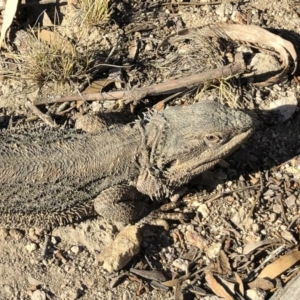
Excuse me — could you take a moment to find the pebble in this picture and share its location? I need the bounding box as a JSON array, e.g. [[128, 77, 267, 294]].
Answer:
[[285, 194, 296, 208], [197, 204, 209, 218], [26, 243, 38, 253], [51, 236, 59, 245], [272, 204, 282, 214], [31, 290, 46, 300], [246, 288, 267, 300], [70, 246, 80, 254], [172, 258, 189, 271], [206, 242, 222, 259]]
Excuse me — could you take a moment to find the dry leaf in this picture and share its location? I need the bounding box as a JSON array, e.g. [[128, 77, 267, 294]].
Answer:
[[0, 0, 19, 47], [234, 273, 244, 296], [259, 250, 300, 279], [217, 250, 232, 275], [248, 278, 274, 290], [83, 79, 115, 94], [205, 271, 234, 300], [161, 278, 181, 287]]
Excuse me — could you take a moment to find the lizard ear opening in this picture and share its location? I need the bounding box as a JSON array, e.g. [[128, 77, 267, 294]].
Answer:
[[204, 133, 225, 146]]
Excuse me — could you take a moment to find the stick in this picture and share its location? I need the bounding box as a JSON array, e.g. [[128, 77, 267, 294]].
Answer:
[[34, 56, 246, 105]]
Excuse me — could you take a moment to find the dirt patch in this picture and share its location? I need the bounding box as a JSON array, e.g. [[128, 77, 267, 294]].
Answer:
[[1, 0, 300, 299]]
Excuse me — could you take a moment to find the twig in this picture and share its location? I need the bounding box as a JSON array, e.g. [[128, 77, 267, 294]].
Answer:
[[34, 57, 246, 105], [26, 100, 58, 128], [204, 183, 260, 203], [279, 195, 288, 225], [150, 0, 250, 8]]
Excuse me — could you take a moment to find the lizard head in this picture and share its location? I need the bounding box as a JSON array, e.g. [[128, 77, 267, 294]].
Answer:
[[150, 101, 255, 188]]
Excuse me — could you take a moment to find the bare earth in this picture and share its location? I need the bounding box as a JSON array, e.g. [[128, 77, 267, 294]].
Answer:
[[1, 0, 300, 299]]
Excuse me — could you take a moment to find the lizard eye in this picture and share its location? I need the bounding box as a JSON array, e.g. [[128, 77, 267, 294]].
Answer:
[[204, 133, 224, 145]]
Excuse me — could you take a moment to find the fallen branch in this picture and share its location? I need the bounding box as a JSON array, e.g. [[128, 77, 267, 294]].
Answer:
[[34, 54, 246, 106]]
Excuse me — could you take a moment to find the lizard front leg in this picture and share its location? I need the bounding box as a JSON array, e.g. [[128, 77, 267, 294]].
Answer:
[[93, 185, 153, 224]]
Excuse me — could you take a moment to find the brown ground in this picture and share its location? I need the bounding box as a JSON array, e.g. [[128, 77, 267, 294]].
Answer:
[[1, 0, 300, 299]]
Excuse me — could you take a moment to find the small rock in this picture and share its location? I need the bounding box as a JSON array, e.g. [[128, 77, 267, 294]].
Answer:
[[197, 203, 209, 218], [186, 224, 194, 231], [285, 194, 296, 208], [26, 243, 38, 253], [272, 204, 282, 214], [246, 288, 267, 300], [172, 258, 189, 271], [70, 246, 80, 255], [249, 53, 281, 83], [31, 290, 46, 300], [60, 289, 78, 300], [97, 225, 142, 272], [51, 236, 59, 245], [206, 242, 222, 259], [263, 189, 274, 197], [9, 229, 24, 241]]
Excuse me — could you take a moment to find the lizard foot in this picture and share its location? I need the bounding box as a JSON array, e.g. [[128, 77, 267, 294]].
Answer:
[[93, 185, 153, 224]]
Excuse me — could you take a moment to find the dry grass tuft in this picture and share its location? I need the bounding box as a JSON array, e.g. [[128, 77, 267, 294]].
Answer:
[[155, 26, 244, 108], [76, 0, 111, 28], [195, 77, 243, 109], [11, 28, 95, 86]]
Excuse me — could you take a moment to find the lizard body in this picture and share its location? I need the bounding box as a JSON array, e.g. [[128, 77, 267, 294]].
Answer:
[[0, 101, 254, 228]]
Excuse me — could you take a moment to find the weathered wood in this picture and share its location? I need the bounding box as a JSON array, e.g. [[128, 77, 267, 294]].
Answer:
[[270, 272, 300, 300], [34, 58, 246, 105]]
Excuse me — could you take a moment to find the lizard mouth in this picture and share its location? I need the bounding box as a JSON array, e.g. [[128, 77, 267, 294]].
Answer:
[[166, 127, 254, 185]]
